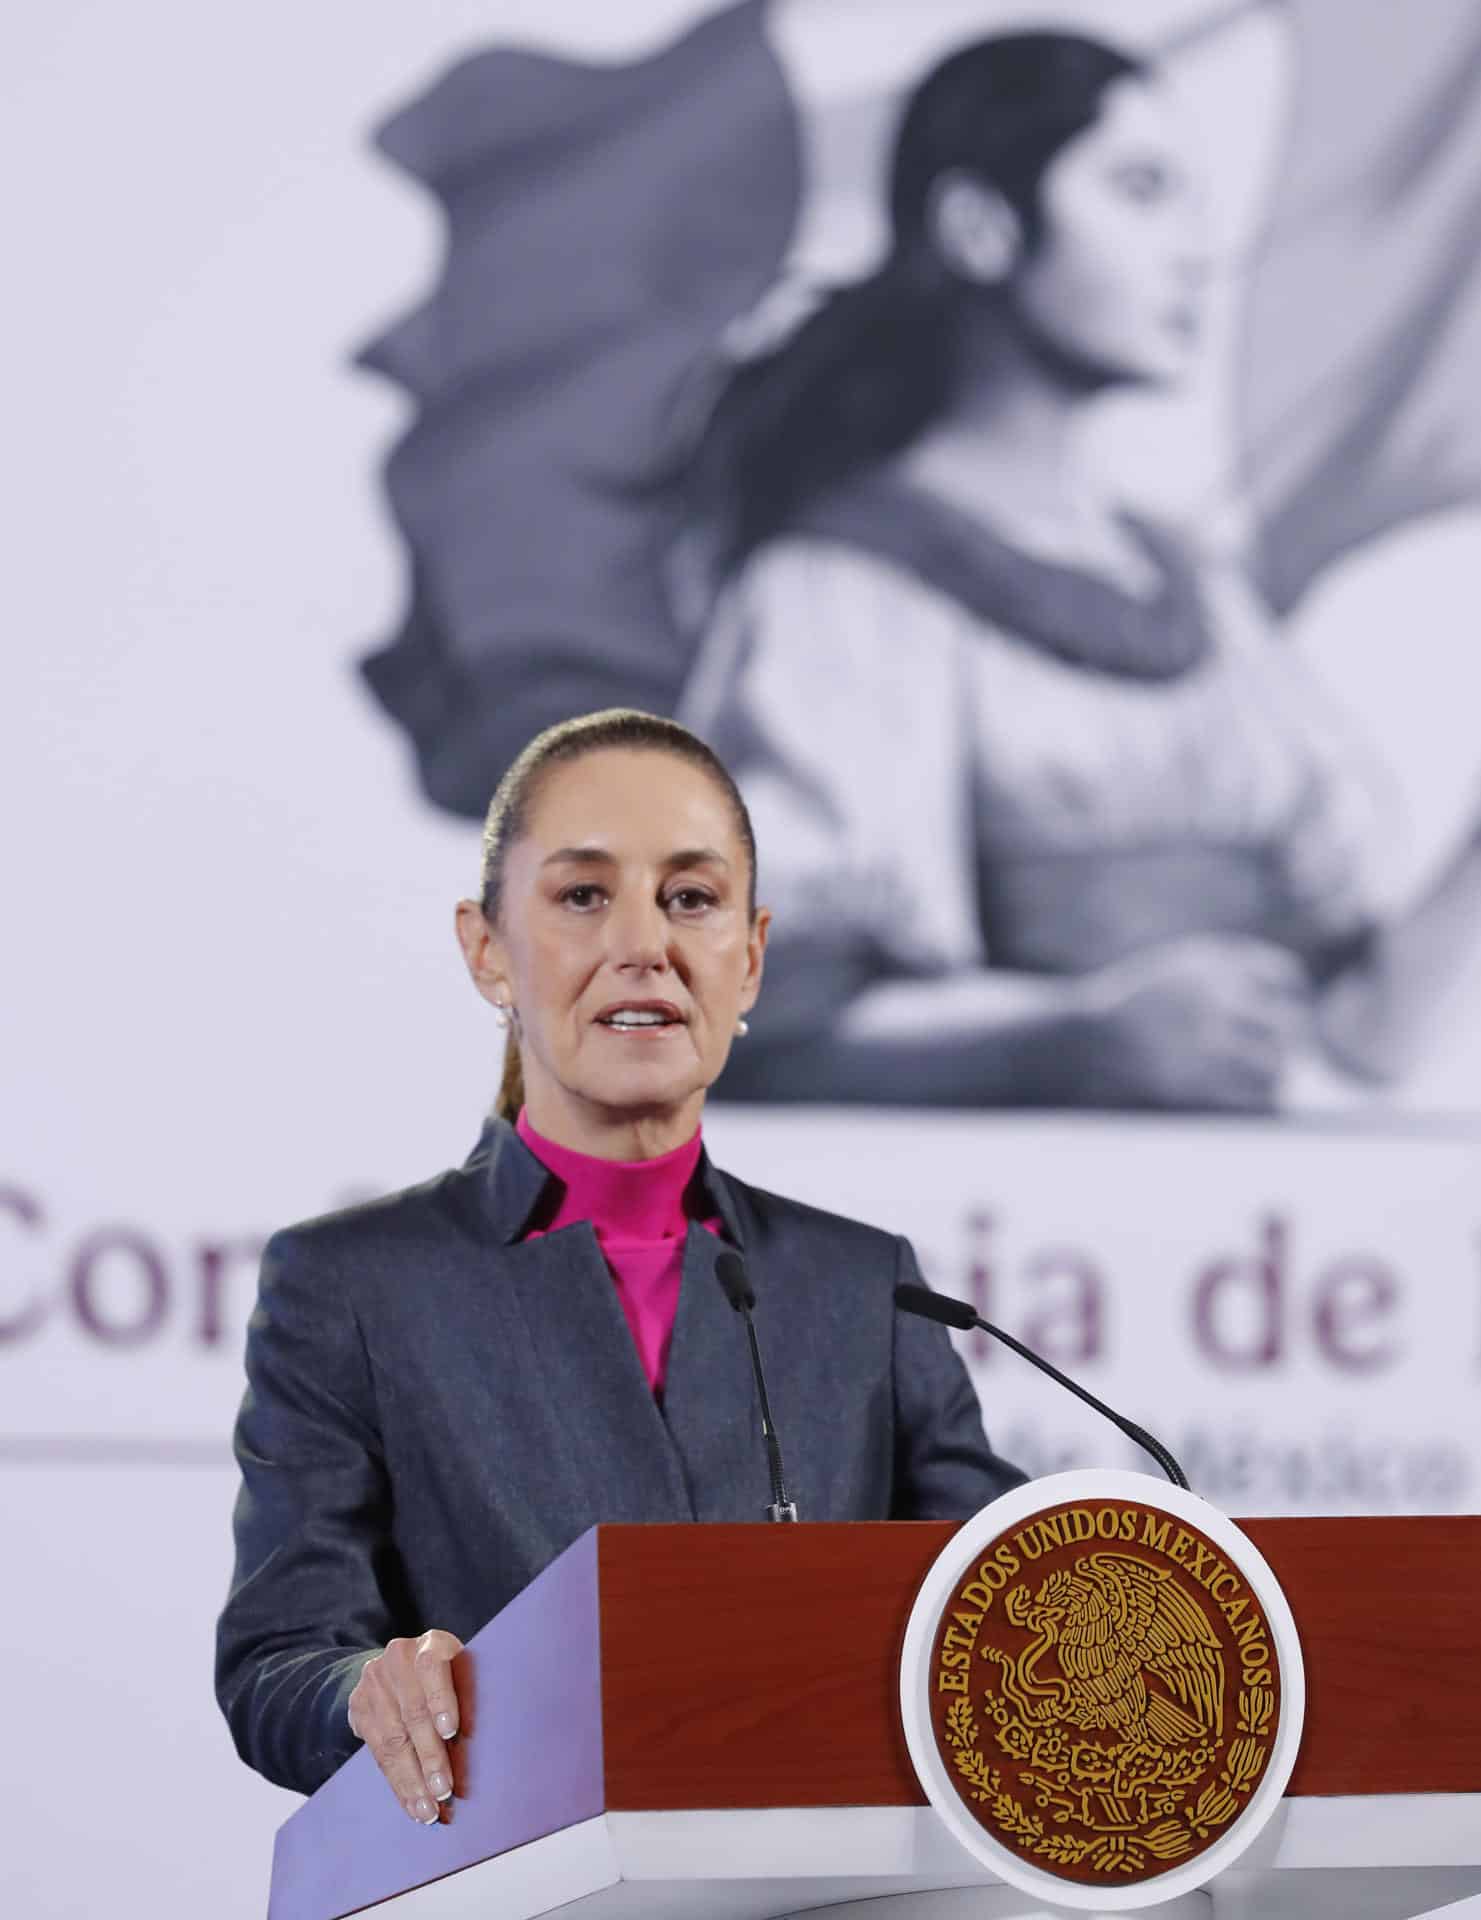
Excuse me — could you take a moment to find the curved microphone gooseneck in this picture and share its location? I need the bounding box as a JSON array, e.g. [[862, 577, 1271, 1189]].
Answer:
[[895, 1282, 1190, 1489]]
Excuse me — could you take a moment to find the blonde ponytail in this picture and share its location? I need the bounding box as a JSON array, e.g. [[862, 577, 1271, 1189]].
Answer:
[[494, 1034, 525, 1124]]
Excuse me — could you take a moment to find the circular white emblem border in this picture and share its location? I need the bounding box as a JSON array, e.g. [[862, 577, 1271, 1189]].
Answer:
[[900, 1469, 1307, 1911]]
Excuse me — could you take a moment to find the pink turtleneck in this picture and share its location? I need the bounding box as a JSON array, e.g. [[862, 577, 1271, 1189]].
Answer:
[[515, 1108, 721, 1394]]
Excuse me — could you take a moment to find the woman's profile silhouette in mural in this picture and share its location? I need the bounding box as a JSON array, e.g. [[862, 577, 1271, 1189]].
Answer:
[[360, 5, 1481, 1113]]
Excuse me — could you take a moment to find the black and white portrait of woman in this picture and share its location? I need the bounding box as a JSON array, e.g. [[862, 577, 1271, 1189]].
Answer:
[[359, 0, 1481, 1115]]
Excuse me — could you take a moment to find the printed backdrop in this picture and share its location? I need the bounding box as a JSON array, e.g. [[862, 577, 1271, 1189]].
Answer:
[[5, 4, 1480, 1918]]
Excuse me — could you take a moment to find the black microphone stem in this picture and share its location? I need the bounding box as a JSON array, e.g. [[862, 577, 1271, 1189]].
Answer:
[[742, 1310, 797, 1522], [895, 1283, 1189, 1489], [715, 1248, 799, 1521], [972, 1315, 1188, 1490]]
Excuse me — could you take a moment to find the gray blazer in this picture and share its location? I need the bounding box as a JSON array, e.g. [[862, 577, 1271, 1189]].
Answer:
[[215, 1118, 1024, 1795]]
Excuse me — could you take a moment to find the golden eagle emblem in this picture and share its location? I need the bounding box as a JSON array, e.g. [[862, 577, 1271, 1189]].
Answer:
[[991, 1552, 1225, 1753], [928, 1500, 1280, 1885]]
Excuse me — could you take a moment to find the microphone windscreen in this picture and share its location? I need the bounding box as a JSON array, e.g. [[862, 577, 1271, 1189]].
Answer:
[[715, 1248, 756, 1313], [894, 1282, 976, 1332]]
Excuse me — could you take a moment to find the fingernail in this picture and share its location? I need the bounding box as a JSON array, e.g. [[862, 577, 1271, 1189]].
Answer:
[[428, 1772, 451, 1801], [415, 1797, 437, 1824], [434, 1712, 457, 1739]]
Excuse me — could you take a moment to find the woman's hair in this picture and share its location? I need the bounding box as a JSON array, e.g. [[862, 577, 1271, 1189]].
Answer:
[[687, 31, 1144, 580], [479, 708, 759, 1121]]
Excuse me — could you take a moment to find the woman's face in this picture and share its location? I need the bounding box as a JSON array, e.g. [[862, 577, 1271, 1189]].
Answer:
[[473, 748, 768, 1145], [1008, 74, 1209, 387]]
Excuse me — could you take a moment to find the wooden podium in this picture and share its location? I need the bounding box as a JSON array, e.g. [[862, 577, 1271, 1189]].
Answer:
[[268, 1518, 1481, 1920]]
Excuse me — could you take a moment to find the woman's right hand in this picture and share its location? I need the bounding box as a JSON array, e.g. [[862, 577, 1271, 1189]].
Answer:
[[347, 1628, 466, 1823], [1076, 934, 1310, 1110]]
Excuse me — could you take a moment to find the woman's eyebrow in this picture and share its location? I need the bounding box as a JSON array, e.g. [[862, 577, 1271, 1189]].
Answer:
[[542, 846, 617, 868], [664, 847, 730, 871], [539, 846, 730, 870]]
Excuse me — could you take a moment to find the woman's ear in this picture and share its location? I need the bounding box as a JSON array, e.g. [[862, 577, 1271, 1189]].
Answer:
[[454, 898, 512, 1010], [740, 905, 771, 1011], [926, 169, 1023, 286]]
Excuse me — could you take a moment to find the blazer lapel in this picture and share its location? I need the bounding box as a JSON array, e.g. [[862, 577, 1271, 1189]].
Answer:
[[501, 1224, 695, 1523], [455, 1120, 769, 1524]]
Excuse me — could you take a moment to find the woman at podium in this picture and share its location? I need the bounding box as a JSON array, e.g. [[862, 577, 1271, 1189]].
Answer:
[[215, 709, 1024, 1818]]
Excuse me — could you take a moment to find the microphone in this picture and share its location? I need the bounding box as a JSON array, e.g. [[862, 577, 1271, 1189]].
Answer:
[[715, 1249, 799, 1521], [895, 1283, 1190, 1489]]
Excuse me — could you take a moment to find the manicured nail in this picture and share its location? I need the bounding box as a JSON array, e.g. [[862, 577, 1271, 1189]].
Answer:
[[428, 1772, 451, 1802], [415, 1796, 437, 1824], [434, 1712, 457, 1739]]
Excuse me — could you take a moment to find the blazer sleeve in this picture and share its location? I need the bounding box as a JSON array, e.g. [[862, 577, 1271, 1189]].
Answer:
[[889, 1237, 1027, 1519], [215, 1226, 397, 1795]]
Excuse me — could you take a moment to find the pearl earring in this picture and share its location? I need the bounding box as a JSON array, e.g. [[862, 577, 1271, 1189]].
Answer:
[[494, 1002, 513, 1031], [735, 1017, 750, 1037]]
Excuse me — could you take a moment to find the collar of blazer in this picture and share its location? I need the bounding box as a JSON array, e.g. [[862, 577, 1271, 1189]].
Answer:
[[458, 1113, 747, 1249]]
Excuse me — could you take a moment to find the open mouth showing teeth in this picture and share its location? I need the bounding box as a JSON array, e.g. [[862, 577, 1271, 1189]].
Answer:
[[599, 1010, 680, 1028]]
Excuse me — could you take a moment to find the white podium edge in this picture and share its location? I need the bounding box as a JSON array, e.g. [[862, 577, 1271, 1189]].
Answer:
[[372, 1796, 1481, 1920]]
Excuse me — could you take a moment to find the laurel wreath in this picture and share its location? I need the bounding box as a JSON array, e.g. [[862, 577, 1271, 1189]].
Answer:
[[944, 1683, 1273, 1871], [1238, 1686, 1274, 1738], [943, 1695, 1001, 1802]]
